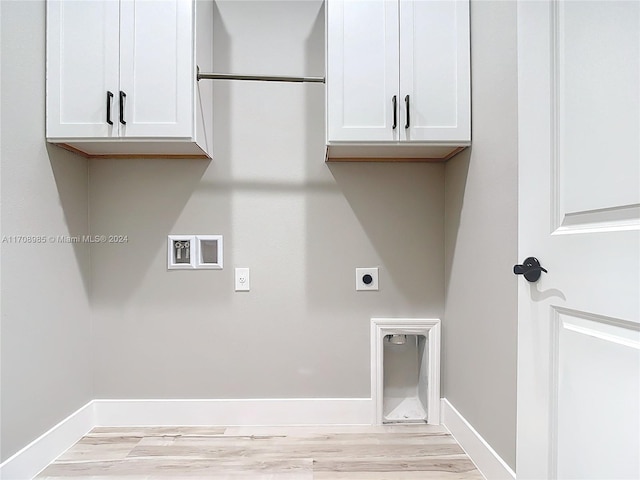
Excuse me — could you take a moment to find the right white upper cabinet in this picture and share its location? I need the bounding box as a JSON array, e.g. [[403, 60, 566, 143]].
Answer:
[[326, 0, 470, 161]]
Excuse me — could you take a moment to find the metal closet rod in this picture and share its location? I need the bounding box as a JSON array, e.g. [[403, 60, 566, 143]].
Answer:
[[197, 72, 325, 83]]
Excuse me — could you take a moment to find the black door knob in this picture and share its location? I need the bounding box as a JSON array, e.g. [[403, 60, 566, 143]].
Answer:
[[513, 257, 547, 283]]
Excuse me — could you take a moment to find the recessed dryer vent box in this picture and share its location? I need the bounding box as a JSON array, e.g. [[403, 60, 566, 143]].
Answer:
[[371, 318, 441, 425], [167, 235, 196, 269]]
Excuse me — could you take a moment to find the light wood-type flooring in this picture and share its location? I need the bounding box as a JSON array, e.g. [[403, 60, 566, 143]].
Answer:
[[37, 424, 485, 479]]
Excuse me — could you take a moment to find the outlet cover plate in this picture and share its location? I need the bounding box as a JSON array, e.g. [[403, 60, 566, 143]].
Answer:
[[356, 267, 379, 291], [235, 267, 250, 291]]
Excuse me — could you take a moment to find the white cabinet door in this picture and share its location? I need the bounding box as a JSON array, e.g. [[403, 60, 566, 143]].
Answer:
[[327, 0, 399, 142], [47, 0, 119, 139], [119, 0, 194, 138], [399, 0, 469, 142], [516, 1, 640, 478]]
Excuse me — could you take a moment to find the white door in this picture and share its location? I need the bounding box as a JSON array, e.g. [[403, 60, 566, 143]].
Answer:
[[398, 0, 469, 142], [46, 0, 119, 139], [516, 2, 640, 479], [326, 0, 399, 142], [118, 0, 194, 138]]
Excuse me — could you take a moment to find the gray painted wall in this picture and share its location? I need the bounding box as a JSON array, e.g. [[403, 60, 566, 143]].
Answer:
[[90, 1, 445, 398], [0, 0, 520, 469], [0, 0, 93, 462], [444, 0, 519, 470]]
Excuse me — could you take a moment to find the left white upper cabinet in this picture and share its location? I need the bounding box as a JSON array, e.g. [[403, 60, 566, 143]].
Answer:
[[46, 0, 213, 158]]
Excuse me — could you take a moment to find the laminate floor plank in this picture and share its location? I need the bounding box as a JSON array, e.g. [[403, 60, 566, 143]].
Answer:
[[36, 425, 485, 479], [311, 456, 478, 473], [127, 439, 464, 459], [55, 436, 143, 462], [87, 427, 227, 438], [223, 424, 448, 436], [38, 458, 313, 477], [132, 432, 460, 448], [314, 472, 485, 480]]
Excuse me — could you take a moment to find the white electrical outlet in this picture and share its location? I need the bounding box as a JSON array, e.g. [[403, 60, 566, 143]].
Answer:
[[356, 267, 379, 291], [235, 267, 250, 291]]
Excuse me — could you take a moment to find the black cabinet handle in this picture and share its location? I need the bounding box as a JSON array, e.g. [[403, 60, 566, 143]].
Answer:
[[119, 91, 126, 125], [513, 257, 548, 283], [106, 91, 114, 125], [392, 95, 397, 129], [405, 95, 410, 128]]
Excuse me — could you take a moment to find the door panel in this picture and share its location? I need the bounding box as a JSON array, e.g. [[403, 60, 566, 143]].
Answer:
[[555, 1, 640, 227], [555, 309, 640, 480], [47, 0, 119, 138], [517, 2, 640, 479], [327, 0, 399, 142], [119, 0, 193, 138], [399, 0, 469, 142]]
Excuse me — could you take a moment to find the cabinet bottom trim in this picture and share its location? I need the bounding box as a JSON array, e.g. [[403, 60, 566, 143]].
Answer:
[[51, 142, 211, 160], [325, 145, 467, 162]]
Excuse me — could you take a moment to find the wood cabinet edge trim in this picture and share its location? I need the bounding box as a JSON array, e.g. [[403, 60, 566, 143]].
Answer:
[[54, 143, 211, 160]]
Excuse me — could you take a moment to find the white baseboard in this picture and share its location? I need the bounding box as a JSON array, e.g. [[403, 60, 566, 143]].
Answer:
[[93, 398, 373, 427], [0, 400, 95, 480], [441, 398, 516, 480], [0, 398, 372, 479], [7, 397, 515, 480]]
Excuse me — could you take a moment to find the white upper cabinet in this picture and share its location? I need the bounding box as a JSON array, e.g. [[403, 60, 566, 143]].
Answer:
[[399, 0, 470, 143], [326, 0, 399, 142], [47, 0, 213, 158], [47, 0, 120, 140], [326, 0, 470, 161], [118, 0, 193, 138]]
